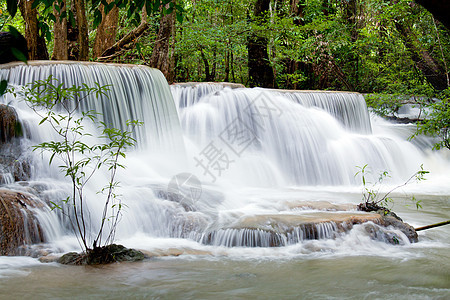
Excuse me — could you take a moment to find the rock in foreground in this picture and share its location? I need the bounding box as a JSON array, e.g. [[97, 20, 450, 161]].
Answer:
[[58, 244, 145, 265], [0, 189, 44, 255]]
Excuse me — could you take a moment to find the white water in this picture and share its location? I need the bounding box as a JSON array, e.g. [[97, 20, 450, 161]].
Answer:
[[0, 64, 449, 298]]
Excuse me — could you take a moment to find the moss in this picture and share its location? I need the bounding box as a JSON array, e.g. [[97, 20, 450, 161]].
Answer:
[[58, 244, 145, 265]]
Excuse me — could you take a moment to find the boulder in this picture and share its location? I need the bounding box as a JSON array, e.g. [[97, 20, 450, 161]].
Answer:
[[0, 105, 31, 183], [357, 202, 418, 243], [201, 212, 384, 247], [0, 104, 22, 142], [379, 215, 418, 243], [200, 209, 419, 247], [0, 189, 44, 255], [58, 244, 145, 265]]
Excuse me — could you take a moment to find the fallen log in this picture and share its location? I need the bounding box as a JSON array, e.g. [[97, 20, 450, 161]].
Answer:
[[415, 220, 450, 231]]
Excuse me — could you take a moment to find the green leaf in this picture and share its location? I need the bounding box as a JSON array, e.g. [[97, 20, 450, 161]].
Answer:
[[176, 12, 183, 23], [93, 9, 102, 29], [11, 47, 28, 63], [49, 152, 56, 165], [39, 117, 48, 125], [8, 25, 21, 38], [49, 201, 62, 210], [0, 80, 7, 96]]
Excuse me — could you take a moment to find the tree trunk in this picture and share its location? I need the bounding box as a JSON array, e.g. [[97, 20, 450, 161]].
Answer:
[[93, 1, 119, 59], [224, 50, 230, 82], [73, 0, 89, 60], [199, 47, 213, 81], [342, 0, 361, 88], [149, 2, 176, 83], [290, 0, 304, 25], [394, 21, 448, 90], [18, 0, 49, 60], [67, 6, 79, 60], [282, 0, 307, 89], [51, 0, 68, 60], [247, 0, 275, 88]]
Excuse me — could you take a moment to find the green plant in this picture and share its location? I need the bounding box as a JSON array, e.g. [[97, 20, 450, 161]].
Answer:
[[355, 164, 428, 212], [11, 76, 142, 252], [413, 90, 450, 150], [364, 93, 404, 117]]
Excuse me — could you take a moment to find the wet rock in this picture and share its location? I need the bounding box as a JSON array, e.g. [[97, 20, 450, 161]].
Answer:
[[39, 254, 61, 263], [140, 247, 213, 258], [201, 210, 419, 247], [379, 215, 418, 243], [13, 159, 31, 181], [0, 189, 44, 255], [17, 243, 55, 258], [0, 105, 31, 183], [201, 212, 383, 247], [57, 244, 145, 265], [363, 223, 406, 245], [0, 104, 22, 142], [58, 252, 82, 265], [357, 202, 418, 243]]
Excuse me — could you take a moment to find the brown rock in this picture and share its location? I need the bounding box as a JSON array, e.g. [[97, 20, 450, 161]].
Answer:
[[0, 189, 44, 255], [0, 104, 21, 142], [379, 215, 418, 243], [39, 254, 60, 263]]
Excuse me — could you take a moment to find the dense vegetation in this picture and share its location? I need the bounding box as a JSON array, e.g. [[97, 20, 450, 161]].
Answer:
[[0, 0, 447, 89], [1, 0, 449, 149]]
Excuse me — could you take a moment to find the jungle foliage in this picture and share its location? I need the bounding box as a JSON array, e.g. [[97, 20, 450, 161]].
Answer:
[[1, 0, 449, 147]]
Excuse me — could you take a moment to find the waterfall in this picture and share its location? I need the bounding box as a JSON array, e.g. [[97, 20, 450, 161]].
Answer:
[[0, 64, 448, 253], [173, 84, 425, 186], [0, 62, 187, 249], [1, 61, 184, 152]]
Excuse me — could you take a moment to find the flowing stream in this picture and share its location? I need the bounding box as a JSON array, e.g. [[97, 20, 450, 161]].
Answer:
[[0, 62, 449, 299]]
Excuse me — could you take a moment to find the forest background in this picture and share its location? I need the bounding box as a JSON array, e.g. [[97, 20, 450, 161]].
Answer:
[[1, 0, 449, 111]]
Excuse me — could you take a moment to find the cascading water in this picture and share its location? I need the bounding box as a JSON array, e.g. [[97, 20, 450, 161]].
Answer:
[[0, 63, 449, 256], [1, 61, 184, 152], [175, 84, 428, 186]]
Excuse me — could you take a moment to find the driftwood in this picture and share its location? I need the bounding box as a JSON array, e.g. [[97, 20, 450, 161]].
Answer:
[[415, 220, 450, 232]]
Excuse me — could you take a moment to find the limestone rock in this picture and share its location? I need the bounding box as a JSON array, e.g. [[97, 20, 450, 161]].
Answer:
[[0, 104, 21, 142], [140, 247, 213, 258], [0, 189, 44, 255], [0, 105, 31, 183]]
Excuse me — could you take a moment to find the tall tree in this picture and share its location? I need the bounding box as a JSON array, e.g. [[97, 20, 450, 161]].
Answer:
[[93, 0, 119, 59], [248, 0, 275, 88], [51, 0, 68, 60], [74, 0, 89, 60], [149, 1, 176, 82], [18, 0, 49, 60]]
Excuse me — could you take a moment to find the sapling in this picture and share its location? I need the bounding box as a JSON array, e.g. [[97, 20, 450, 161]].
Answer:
[[11, 76, 142, 256], [355, 164, 428, 212]]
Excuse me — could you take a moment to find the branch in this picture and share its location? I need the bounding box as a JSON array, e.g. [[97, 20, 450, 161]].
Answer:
[[98, 20, 149, 59]]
